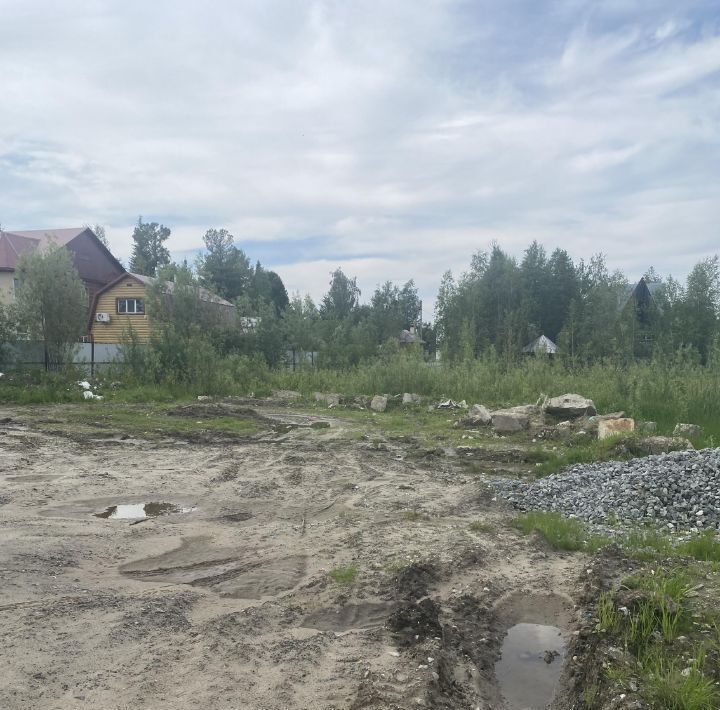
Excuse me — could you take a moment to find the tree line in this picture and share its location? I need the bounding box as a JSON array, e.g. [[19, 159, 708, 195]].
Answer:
[[435, 242, 720, 364], [2, 220, 719, 371]]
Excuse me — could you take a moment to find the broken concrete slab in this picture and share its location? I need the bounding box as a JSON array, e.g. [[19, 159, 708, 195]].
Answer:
[[598, 418, 635, 440]]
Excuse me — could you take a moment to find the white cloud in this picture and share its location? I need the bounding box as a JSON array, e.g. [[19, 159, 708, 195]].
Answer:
[[0, 0, 718, 308]]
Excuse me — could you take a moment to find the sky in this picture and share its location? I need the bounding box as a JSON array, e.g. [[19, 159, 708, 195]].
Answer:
[[1, 0, 719, 316]]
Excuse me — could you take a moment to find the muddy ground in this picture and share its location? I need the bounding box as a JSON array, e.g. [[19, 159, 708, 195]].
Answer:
[[0, 401, 592, 710]]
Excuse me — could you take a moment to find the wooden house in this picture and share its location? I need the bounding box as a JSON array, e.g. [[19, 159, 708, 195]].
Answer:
[[89, 273, 236, 344]]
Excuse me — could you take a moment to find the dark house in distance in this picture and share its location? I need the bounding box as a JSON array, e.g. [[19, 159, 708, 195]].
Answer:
[[618, 277, 663, 355]]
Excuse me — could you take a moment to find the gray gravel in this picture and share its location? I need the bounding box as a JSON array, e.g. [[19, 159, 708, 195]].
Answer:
[[490, 448, 720, 530]]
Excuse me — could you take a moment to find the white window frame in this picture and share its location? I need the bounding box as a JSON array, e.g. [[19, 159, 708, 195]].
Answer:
[[117, 297, 145, 315]]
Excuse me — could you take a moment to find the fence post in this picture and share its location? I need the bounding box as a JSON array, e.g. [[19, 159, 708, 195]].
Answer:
[[91, 340, 95, 378]]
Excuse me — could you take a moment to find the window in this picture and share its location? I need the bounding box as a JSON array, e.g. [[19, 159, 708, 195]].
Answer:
[[117, 298, 145, 314]]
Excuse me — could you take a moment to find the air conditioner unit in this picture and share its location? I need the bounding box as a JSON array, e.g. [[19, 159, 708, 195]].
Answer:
[[96, 312, 110, 323]]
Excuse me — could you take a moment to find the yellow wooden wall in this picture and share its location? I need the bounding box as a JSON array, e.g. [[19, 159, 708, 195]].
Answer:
[[90, 278, 152, 343]]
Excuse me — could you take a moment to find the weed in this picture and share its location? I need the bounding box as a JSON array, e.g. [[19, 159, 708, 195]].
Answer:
[[678, 531, 720, 562], [582, 683, 599, 708], [624, 528, 675, 559], [512, 511, 609, 552], [643, 649, 718, 710], [328, 565, 358, 585], [596, 592, 621, 633]]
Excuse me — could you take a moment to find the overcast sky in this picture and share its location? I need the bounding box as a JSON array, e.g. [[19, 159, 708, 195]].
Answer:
[[1, 0, 719, 314]]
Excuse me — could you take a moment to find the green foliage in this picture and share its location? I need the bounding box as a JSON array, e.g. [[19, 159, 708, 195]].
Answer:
[[195, 228, 252, 301], [644, 654, 717, 710], [512, 511, 609, 552], [128, 217, 171, 276], [596, 592, 621, 633], [328, 565, 358, 585], [677, 531, 720, 562], [320, 268, 360, 320], [14, 244, 87, 368], [468, 520, 495, 534]]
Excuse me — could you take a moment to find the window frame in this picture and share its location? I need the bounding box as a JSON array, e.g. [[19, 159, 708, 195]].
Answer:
[[116, 297, 145, 315]]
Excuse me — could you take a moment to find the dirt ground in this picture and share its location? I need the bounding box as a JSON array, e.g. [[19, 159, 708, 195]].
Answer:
[[0, 401, 590, 710]]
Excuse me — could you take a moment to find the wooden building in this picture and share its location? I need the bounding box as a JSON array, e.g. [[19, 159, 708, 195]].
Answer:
[[90, 273, 236, 344]]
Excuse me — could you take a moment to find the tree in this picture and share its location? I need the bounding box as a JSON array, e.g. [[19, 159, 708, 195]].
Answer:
[[14, 245, 88, 368], [320, 268, 360, 320], [196, 228, 252, 301], [680, 257, 720, 362], [129, 217, 171, 276], [85, 223, 109, 247]]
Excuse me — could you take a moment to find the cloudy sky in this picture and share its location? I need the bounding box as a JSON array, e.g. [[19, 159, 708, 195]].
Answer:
[[1, 1, 719, 313]]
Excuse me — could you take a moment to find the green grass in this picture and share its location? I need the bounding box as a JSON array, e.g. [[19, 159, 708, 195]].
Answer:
[[328, 565, 359, 585], [512, 511, 610, 552], [39, 403, 261, 439], [644, 656, 718, 710], [3, 353, 720, 443], [678, 531, 720, 562], [596, 592, 622, 633], [597, 565, 719, 709]]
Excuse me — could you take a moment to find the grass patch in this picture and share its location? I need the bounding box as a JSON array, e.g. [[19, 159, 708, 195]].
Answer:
[[40, 403, 261, 439], [328, 565, 358, 585], [401, 509, 428, 522], [512, 511, 610, 552], [468, 520, 496, 534], [596, 565, 718, 709], [678, 531, 720, 562]]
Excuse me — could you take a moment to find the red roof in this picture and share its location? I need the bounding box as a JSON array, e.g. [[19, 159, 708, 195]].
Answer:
[[0, 227, 88, 270]]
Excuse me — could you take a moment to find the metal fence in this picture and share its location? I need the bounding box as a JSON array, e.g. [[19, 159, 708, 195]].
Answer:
[[2, 342, 320, 374], [2, 342, 124, 375]]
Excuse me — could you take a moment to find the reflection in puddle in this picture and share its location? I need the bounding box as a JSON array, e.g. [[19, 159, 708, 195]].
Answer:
[[94, 503, 195, 520], [495, 623, 566, 710]]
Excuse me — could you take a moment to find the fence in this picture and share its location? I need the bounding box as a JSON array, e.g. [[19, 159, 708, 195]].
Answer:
[[2, 342, 124, 375], [2, 342, 320, 374]]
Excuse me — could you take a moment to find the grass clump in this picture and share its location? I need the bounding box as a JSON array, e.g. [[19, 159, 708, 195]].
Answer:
[[468, 520, 495, 534], [596, 592, 622, 633], [401, 509, 428, 522], [512, 511, 609, 552], [643, 650, 717, 710], [328, 565, 358, 585], [677, 531, 720, 562], [596, 566, 718, 709]]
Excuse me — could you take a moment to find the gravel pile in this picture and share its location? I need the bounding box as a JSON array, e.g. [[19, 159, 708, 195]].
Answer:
[[491, 448, 720, 530]]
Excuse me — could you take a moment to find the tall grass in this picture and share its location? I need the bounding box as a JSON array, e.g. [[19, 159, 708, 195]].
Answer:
[[2, 351, 720, 442]]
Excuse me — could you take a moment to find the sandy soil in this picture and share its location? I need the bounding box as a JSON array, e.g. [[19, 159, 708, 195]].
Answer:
[[0, 403, 589, 710]]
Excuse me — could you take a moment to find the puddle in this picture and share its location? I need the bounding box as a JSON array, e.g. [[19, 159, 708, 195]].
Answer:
[[94, 502, 195, 520], [495, 623, 566, 710]]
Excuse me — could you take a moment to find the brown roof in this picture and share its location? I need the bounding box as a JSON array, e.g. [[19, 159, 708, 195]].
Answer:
[[0, 227, 90, 270], [129, 273, 235, 308]]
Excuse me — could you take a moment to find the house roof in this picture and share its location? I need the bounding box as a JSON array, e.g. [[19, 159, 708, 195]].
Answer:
[[523, 334, 557, 354], [0, 227, 122, 273], [399, 328, 424, 344], [128, 273, 235, 308], [618, 277, 663, 311]]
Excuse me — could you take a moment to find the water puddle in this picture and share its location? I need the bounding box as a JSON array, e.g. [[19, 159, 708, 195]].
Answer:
[[495, 623, 566, 710], [94, 502, 195, 520]]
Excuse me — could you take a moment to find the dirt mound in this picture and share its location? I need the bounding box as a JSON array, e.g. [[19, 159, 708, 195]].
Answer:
[[386, 598, 443, 647], [392, 562, 439, 601]]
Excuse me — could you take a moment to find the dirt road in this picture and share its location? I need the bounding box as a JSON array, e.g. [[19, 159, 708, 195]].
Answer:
[[0, 403, 586, 709]]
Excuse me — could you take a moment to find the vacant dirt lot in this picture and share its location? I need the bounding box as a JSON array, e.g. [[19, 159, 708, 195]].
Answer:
[[0, 401, 588, 709]]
